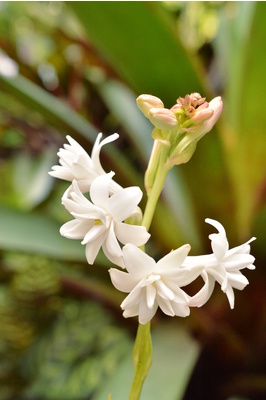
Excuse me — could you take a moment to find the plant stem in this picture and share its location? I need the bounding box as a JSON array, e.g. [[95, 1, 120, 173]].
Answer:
[[128, 141, 170, 400], [142, 143, 170, 231], [128, 322, 152, 400]]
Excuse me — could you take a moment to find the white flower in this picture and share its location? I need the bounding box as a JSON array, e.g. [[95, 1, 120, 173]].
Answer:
[[185, 219, 256, 309], [109, 244, 203, 324], [49, 133, 121, 193], [60, 172, 150, 268]]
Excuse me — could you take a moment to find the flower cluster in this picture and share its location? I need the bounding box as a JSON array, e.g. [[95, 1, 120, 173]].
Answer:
[[49, 133, 150, 268], [50, 94, 255, 325], [109, 219, 255, 324], [137, 92, 223, 138]]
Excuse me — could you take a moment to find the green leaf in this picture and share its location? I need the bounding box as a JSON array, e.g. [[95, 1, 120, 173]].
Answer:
[[0, 74, 98, 140], [93, 323, 199, 400], [12, 149, 56, 210], [0, 74, 142, 188], [94, 79, 153, 163], [70, 2, 204, 104], [214, 2, 266, 237], [0, 205, 107, 264]]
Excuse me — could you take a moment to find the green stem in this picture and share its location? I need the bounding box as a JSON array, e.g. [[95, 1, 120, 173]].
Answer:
[[142, 144, 170, 231], [128, 142, 170, 400], [128, 322, 152, 400]]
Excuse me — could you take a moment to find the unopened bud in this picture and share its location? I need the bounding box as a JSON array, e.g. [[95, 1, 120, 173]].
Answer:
[[190, 96, 223, 138], [148, 107, 177, 130], [189, 108, 214, 124], [136, 94, 164, 118]]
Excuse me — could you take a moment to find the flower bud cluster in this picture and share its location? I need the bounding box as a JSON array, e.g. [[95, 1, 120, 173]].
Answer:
[[137, 93, 223, 167], [137, 92, 222, 134]]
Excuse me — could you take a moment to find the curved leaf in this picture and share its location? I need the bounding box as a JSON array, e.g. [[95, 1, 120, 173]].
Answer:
[[70, 2, 204, 103]]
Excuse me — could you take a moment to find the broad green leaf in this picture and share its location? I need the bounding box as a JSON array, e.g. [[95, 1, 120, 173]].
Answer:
[[0, 205, 108, 265], [94, 323, 199, 400], [70, 2, 204, 104]]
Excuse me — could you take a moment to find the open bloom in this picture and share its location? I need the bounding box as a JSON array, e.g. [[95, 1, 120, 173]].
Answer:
[[49, 133, 121, 193], [185, 219, 256, 309], [109, 244, 203, 324], [60, 172, 150, 268]]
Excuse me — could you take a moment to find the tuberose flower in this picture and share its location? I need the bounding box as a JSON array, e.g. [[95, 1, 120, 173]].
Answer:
[[49, 133, 121, 193], [60, 172, 150, 268], [185, 219, 256, 309], [109, 244, 203, 324]]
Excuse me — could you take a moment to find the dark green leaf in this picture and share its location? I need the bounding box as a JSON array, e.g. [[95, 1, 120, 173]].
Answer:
[[70, 2, 204, 103]]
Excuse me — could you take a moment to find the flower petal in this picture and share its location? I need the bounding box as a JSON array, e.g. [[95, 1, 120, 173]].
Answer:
[[115, 222, 150, 246], [188, 271, 216, 307], [156, 244, 191, 271], [223, 254, 255, 270], [226, 271, 249, 290], [121, 281, 145, 310], [122, 244, 156, 277], [157, 297, 175, 317], [139, 291, 158, 324], [123, 305, 139, 319], [90, 172, 115, 208], [209, 233, 228, 262], [91, 132, 119, 174], [85, 234, 105, 265], [146, 284, 157, 309], [59, 219, 93, 239], [107, 186, 143, 222], [109, 268, 139, 292], [205, 218, 226, 237], [156, 280, 175, 301], [82, 224, 106, 244], [171, 301, 190, 317], [105, 221, 122, 258], [102, 242, 125, 268], [224, 285, 235, 309]]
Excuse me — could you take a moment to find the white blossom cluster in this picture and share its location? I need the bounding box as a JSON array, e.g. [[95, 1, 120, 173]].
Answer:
[[50, 133, 256, 325]]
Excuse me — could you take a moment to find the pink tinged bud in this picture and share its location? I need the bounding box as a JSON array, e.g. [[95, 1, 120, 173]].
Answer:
[[136, 94, 164, 118], [197, 96, 223, 136], [190, 108, 214, 124], [148, 107, 177, 130]]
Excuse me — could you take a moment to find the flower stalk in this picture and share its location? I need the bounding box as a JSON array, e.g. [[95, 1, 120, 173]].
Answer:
[[128, 322, 152, 400], [128, 141, 171, 399]]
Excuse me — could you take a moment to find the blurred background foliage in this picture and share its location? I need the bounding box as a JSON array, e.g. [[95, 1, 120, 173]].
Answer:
[[0, 2, 265, 399]]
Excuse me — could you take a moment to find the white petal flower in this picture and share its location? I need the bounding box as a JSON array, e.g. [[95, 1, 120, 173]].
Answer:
[[109, 244, 203, 324], [49, 133, 121, 193], [185, 218, 256, 309], [60, 172, 150, 268]]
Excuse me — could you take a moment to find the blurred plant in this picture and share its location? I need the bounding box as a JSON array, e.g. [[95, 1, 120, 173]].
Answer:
[[0, 1, 265, 400]]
